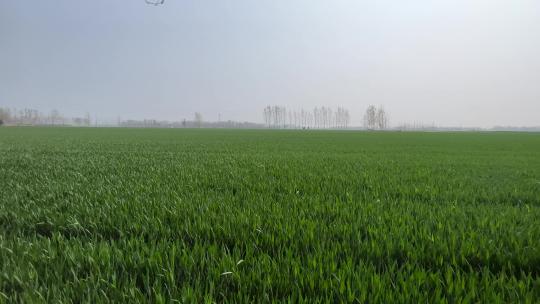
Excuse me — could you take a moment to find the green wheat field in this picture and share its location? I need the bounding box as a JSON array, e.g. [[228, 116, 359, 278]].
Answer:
[[1, 127, 539, 303]]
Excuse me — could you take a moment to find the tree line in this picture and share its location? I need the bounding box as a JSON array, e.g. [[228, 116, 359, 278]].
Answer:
[[263, 106, 351, 129], [0, 108, 92, 126], [263, 105, 390, 130], [0, 105, 390, 129]]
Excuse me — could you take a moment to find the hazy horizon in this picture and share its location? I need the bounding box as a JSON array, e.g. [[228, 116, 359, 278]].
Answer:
[[1, 0, 539, 128]]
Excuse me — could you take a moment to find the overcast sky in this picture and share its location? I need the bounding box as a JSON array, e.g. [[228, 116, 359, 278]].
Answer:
[[1, 0, 539, 127]]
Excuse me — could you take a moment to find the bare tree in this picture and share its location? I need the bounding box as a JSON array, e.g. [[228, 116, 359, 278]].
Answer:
[[363, 105, 389, 130], [364, 105, 377, 130], [84, 112, 91, 126], [50, 109, 61, 126], [281, 106, 287, 128], [263, 106, 270, 127], [194, 112, 203, 128], [0, 108, 11, 125], [376, 106, 388, 130]]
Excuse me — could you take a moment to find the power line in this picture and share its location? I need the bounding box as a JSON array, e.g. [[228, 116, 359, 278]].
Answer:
[[145, 0, 164, 6]]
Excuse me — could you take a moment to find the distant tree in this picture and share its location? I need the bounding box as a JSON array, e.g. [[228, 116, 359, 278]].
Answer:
[[50, 109, 61, 126], [263, 106, 271, 127], [364, 105, 377, 129], [376, 106, 388, 130], [0, 108, 11, 124], [0, 119, 3, 126], [288, 112, 293, 129], [363, 105, 388, 130], [84, 112, 91, 126], [73, 117, 83, 126], [194, 112, 203, 128]]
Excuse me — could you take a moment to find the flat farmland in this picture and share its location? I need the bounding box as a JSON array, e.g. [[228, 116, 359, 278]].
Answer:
[[1, 128, 539, 303]]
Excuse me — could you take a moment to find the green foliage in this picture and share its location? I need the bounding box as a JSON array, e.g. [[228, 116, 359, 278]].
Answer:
[[1, 128, 539, 303]]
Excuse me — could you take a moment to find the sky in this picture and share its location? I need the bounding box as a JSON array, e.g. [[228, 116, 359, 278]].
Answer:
[[1, 0, 539, 127]]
